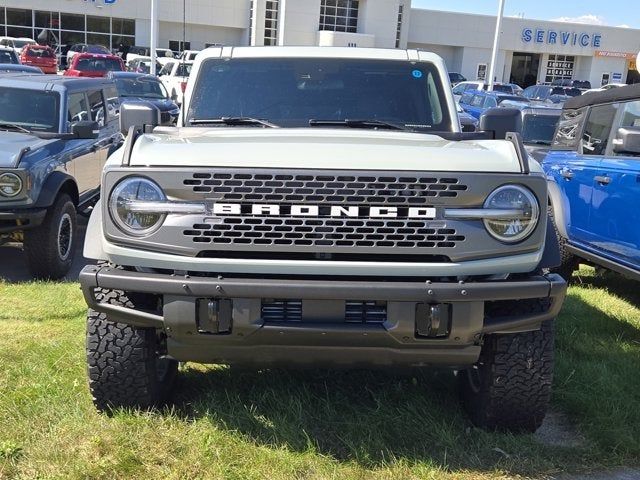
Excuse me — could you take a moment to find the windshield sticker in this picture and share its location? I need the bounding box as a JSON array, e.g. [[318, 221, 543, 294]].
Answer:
[[412, 69, 423, 79]]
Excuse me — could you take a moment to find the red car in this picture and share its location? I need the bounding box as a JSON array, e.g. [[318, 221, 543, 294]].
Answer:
[[19, 44, 58, 74], [64, 52, 125, 78]]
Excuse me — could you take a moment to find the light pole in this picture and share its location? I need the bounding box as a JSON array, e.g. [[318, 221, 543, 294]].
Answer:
[[150, 0, 158, 75], [487, 0, 506, 91]]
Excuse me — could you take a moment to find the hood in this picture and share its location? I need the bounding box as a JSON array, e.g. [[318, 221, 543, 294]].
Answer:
[[125, 128, 525, 173], [0, 132, 56, 168]]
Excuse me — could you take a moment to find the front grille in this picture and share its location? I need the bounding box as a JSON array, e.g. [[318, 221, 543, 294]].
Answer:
[[184, 218, 465, 249], [184, 173, 469, 204], [260, 300, 386, 323]]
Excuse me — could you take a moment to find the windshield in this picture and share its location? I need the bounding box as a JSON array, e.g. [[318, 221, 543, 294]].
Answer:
[[26, 47, 54, 58], [0, 50, 17, 64], [187, 58, 452, 130], [522, 114, 559, 145], [176, 63, 192, 77], [496, 95, 528, 104], [115, 77, 167, 99], [492, 84, 513, 93], [14, 40, 34, 48], [76, 57, 122, 72], [0, 87, 59, 132]]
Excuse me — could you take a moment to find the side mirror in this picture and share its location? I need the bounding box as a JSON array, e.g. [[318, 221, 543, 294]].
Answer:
[[119, 101, 161, 135], [479, 108, 522, 139], [71, 121, 99, 139], [613, 127, 640, 155]]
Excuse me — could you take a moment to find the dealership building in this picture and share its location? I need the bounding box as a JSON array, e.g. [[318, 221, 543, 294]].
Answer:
[[1, 0, 638, 86]]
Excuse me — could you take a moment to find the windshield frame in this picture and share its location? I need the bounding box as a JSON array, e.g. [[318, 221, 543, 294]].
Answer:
[[185, 57, 454, 132], [0, 87, 60, 133]]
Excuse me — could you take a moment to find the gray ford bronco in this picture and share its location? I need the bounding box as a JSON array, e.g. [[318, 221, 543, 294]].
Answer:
[[80, 47, 566, 432]]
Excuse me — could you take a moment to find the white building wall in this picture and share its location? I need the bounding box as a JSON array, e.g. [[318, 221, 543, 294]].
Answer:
[[359, 0, 404, 48], [279, 0, 321, 46]]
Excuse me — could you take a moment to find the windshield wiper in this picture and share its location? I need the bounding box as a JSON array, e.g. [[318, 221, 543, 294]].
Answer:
[[308, 118, 410, 131], [526, 140, 552, 145], [189, 117, 279, 128], [0, 122, 31, 134]]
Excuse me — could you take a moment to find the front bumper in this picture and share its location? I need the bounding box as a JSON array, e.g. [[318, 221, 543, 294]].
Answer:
[[0, 208, 47, 234], [80, 265, 566, 367]]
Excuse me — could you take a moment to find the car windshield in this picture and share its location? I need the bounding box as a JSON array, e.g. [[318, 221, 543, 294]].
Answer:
[[76, 57, 122, 72], [14, 40, 33, 48], [522, 114, 559, 145], [115, 77, 167, 99], [175, 63, 192, 77], [0, 87, 59, 132], [551, 87, 581, 97], [0, 50, 17, 64], [26, 47, 54, 58], [492, 84, 513, 93], [496, 95, 527, 104], [187, 58, 451, 130], [86, 45, 110, 54]]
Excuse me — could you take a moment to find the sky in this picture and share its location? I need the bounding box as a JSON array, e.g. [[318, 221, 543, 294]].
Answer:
[[411, 0, 640, 29]]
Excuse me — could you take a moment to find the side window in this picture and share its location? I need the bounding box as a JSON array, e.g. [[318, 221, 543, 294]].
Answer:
[[87, 90, 106, 127], [619, 100, 640, 128], [104, 86, 120, 121], [484, 97, 497, 108], [459, 92, 473, 105], [552, 108, 585, 150], [67, 92, 89, 124], [470, 95, 484, 107], [581, 104, 618, 155], [452, 83, 465, 95], [159, 62, 174, 76], [465, 83, 478, 91]]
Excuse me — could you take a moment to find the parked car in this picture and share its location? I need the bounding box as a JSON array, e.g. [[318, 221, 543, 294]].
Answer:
[[459, 90, 529, 119], [0, 64, 43, 74], [545, 83, 640, 281], [126, 57, 163, 75], [551, 79, 591, 90], [456, 101, 478, 131], [0, 36, 36, 54], [64, 53, 125, 78], [452, 81, 484, 101], [0, 75, 123, 279], [125, 46, 174, 64], [0, 46, 19, 64], [496, 100, 562, 162], [178, 50, 200, 61], [585, 83, 627, 94], [66, 44, 111, 67], [159, 60, 193, 105], [448, 72, 466, 85], [523, 85, 582, 104], [19, 44, 58, 74], [107, 71, 180, 124]]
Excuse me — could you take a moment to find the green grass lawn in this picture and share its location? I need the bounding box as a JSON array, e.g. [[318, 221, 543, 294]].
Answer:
[[0, 268, 639, 479]]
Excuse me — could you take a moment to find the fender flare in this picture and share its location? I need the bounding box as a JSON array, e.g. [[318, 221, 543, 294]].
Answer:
[[83, 199, 108, 261], [33, 171, 79, 209], [547, 180, 569, 240]]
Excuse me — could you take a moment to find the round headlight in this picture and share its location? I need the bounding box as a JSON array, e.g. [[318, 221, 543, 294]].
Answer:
[[109, 177, 166, 236], [0, 173, 23, 198], [483, 185, 539, 243]]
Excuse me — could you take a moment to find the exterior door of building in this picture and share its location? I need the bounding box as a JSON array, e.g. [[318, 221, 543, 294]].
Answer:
[[510, 52, 540, 88]]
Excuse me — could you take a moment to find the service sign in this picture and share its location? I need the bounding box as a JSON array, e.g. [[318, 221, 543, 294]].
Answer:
[[522, 28, 602, 48]]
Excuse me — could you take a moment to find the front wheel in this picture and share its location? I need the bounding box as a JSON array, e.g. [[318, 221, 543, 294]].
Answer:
[[87, 288, 178, 412], [24, 193, 77, 280], [459, 319, 555, 433]]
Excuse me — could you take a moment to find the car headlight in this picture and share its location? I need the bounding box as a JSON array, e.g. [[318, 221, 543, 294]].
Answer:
[[109, 177, 166, 236], [483, 185, 539, 243], [0, 172, 23, 198]]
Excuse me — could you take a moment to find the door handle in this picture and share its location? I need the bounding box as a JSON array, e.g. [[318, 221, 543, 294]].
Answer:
[[595, 175, 611, 185], [560, 168, 574, 180]]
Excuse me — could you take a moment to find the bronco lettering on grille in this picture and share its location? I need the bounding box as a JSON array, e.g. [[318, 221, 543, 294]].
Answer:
[[211, 203, 437, 219]]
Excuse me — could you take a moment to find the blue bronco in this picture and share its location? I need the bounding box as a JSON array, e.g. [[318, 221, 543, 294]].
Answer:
[[0, 74, 122, 279], [544, 83, 640, 281]]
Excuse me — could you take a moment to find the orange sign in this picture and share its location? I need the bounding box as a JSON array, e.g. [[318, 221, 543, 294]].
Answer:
[[595, 50, 637, 59]]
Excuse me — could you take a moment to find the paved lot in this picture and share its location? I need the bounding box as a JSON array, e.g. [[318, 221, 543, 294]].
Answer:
[[0, 216, 92, 283]]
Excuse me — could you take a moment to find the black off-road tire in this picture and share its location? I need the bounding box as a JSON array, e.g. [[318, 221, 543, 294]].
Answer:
[[459, 303, 554, 433], [548, 206, 578, 282], [24, 193, 77, 280], [87, 288, 178, 412]]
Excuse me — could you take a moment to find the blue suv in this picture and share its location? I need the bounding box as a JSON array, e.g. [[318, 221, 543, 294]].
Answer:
[[0, 74, 122, 279], [544, 84, 640, 281], [459, 90, 528, 119]]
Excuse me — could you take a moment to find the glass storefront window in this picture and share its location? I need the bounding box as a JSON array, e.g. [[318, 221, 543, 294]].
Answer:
[[87, 33, 110, 49], [7, 8, 32, 27], [61, 13, 85, 32], [112, 18, 135, 36], [35, 11, 59, 29], [87, 16, 110, 34], [61, 31, 85, 46], [6, 26, 33, 39]]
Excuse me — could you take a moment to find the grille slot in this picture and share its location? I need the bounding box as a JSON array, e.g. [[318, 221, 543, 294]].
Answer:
[[184, 217, 465, 249], [345, 301, 387, 323], [262, 300, 302, 322], [184, 173, 468, 203], [260, 300, 387, 323]]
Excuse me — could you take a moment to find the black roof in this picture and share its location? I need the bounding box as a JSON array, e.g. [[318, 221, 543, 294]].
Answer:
[[0, 74, 114, 91], [564, 83, 640, 110]]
